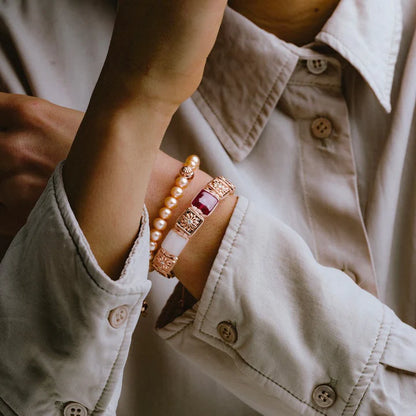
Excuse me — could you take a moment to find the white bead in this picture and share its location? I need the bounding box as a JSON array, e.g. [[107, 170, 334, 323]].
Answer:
[[149, 241, 158, 252], [161, 229, 189, 257]]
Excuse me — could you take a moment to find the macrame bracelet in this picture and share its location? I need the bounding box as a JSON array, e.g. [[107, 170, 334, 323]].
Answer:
[[152, 176, 236, 278], [149, 155, 200, 267]]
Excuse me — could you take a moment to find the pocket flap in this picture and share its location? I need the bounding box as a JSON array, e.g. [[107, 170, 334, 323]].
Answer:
[[379, 320, 416, 374]]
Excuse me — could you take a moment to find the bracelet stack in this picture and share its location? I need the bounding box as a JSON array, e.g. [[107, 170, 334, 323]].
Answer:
[[152, 176, 235, 278], [149, 155, 200, 267]]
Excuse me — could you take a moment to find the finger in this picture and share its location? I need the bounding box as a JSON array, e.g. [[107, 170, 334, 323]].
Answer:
[[0, 130, 57, 177], [0, 172, 47, 207]]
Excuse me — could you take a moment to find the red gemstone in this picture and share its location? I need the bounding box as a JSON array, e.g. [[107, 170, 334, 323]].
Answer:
[[192, 190, 218, 215]]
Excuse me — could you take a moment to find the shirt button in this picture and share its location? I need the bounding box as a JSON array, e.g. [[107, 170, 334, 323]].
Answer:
[[108, 305, 129, 328], [312, 385, 337, 408], [217, 321, 238, 344], [63, 402, 88, 416], [311, 117, 333, 139], [306, 59, 328, 75], [141, 300, 149, 316]]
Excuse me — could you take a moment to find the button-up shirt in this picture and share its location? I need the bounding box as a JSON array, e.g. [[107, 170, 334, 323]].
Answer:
[[0, 0, 415, 415]]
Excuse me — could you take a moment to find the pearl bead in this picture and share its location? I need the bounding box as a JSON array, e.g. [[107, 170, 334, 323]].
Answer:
[[185, 159, 198, 169], [159, 207, 172, 220], [164, 196, 178, 209], [170, 186, 184, 199], [153, 217, 167, 231], [186, 154, 200, 167], [149, 241, 158, 252], [175, 176, 189, 188], [150, 229, 162, 242]]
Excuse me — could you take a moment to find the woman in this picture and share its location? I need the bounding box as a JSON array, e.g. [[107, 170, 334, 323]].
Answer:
[[0, 0, 415, 414]]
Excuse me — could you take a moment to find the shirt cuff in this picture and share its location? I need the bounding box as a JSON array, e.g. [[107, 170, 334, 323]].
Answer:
[[0, 161, 151, 415]]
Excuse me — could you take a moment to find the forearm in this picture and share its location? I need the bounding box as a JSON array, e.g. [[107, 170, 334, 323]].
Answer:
[[63, 91, 175, 279]]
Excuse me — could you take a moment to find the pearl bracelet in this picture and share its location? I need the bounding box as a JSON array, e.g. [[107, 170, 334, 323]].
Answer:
[[152, 176, 236, 278], [149, 155, 200, 267]]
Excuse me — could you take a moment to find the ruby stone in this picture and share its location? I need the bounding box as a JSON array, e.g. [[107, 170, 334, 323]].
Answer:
[[192, 190, 219, 216]]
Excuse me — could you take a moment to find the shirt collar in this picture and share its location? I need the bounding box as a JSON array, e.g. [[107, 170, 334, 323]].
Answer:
[[192, 0, 402, 162]]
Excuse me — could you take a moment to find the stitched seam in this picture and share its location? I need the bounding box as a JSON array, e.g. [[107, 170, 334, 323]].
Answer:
[[200, 199, 247, 327], [93, 300, 141, 414], [353, 317, 393, 416], [199, 51, 295, 150], [242, 53, 293, 147], [197, 201, 325, 414], [288, 81, 340, 89], [52, 173, 143, 297], [200, 330, 327, 415], [0, 397, 18, 416], [319, 31, 387, 104], [341, 307, 386, 416]]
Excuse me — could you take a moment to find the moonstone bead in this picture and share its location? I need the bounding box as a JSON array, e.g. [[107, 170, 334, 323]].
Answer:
[[161, 229, 189, 257]]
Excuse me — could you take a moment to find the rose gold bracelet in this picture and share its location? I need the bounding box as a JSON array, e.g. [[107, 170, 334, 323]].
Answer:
[[149, 155, 200, 268], [152, 176, 236, 278]]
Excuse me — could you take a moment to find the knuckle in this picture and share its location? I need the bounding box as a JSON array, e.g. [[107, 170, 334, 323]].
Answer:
[[13, 95, 48, 127]]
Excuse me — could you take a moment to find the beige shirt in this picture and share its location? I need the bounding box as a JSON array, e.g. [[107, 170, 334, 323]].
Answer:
[[0, 0, 415, 415]]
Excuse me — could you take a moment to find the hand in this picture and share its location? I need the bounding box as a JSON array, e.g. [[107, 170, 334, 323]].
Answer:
[[0, 93, 82, 240], [0, 92, 234, 298], [98, 0, 228, 110]]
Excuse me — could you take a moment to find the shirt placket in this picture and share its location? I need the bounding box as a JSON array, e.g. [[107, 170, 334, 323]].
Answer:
[[282, 56, 378, 297]]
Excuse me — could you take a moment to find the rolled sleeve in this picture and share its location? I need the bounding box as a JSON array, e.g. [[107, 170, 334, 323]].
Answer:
[[0, 162, 151, 416], [157, 195, 415, 415]]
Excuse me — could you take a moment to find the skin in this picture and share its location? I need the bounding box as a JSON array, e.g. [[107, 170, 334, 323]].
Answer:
[[229, 0, 341, 45], [0, 0, 341, 299]]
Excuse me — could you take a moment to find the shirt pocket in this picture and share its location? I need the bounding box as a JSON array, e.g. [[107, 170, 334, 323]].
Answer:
[[379, 319, 416, 375]]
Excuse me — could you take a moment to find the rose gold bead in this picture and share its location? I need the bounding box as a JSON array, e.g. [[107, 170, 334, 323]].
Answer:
[[175, 176, 189, 188], [164, 196, 178, 209], [170, 186, 184, 199], [153, 217, 167, 231], [180, 166, 195, 180], [150, 229, 162, 242], [159, 207, 172, 220], [185, 154, 200, 168], [149, 241, 158, 252]]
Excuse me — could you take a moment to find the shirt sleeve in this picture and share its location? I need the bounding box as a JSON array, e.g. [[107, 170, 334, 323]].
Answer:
[[156, 195, 416, 415], [0, 162, 151, 416]]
